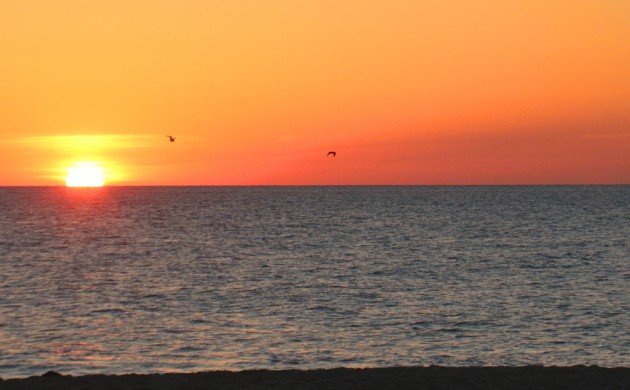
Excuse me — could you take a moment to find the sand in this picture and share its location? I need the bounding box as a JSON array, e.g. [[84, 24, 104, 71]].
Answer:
[[1, 366, 628, 389]]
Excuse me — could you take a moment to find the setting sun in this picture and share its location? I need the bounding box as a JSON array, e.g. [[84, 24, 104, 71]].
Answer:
[[65, 162, 106, 187]]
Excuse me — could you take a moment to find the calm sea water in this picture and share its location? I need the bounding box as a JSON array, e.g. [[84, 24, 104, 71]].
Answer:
[[0, 186, 628, 377]]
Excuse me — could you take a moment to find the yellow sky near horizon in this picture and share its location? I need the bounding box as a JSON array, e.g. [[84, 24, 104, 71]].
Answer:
[[1, 0, 629, 185]]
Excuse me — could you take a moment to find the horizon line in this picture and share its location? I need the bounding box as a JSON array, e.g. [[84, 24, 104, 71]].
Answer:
[[1, 183, 629, 188]]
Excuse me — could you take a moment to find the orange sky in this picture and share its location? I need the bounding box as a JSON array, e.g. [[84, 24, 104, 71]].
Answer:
[[0, 0, 628, 185]]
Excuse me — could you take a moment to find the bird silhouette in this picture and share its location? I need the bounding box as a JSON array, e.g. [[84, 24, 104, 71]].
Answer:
[[166, 135, 176, 143], [327, 151, 336, 157]]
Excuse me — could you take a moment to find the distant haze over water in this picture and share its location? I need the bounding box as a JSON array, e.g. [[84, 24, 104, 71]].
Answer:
[[0, 186, 628, 378]]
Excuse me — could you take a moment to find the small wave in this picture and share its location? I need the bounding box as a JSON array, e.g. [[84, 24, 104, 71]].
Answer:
[[90, 308, 126, 314], [173, 346, 205, 353]]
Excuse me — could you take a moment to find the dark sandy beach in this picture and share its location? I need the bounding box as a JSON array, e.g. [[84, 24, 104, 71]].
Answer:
[[1, 366, 628, 390]]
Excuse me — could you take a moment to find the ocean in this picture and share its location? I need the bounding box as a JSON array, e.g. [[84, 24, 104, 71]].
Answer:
[[0, 186, 628, 378]]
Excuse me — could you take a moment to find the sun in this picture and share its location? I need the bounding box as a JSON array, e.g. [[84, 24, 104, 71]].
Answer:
[[65, 162, 106, 187]]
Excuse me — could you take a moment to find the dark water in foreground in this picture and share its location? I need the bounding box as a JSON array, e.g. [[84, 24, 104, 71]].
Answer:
[[0, 186, 628, 377]]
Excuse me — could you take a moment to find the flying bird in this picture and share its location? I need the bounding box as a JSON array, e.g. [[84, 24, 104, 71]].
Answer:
[[327, 151, 336, 157], [166, 135, 176, 143]]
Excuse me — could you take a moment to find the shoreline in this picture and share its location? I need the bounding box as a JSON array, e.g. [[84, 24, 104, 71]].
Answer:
[[1, 366, 628, 389]]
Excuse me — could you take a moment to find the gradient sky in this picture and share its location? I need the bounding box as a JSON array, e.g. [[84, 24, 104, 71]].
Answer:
[[0, 0, 628, 185]]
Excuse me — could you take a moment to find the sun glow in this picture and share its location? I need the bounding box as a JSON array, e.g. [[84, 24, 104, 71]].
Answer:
[[65, 162, 106, 187]]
